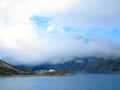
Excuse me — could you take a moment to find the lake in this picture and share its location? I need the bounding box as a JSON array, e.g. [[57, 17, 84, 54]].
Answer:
[[0, 74, 120, 90]]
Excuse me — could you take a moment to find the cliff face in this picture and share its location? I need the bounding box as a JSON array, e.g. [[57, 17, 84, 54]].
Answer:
[[0, 60, 34, 76]]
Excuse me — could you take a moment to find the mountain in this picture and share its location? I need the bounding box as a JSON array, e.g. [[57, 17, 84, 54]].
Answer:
[[1, 57, 120, 75], [0, 59, 34, 76], [16, 58, 88, 71], [84, 59, 120, 73], [16, 57, 120, 73]]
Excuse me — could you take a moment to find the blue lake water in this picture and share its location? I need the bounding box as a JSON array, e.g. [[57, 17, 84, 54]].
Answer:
[[0, 74, 120, 90]]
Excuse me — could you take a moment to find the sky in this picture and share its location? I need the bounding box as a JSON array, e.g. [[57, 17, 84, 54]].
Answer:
[[0, 0, 120, 65]]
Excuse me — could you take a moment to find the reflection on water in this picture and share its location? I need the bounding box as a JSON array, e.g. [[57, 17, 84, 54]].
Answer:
[[0, 74, 120, 90]]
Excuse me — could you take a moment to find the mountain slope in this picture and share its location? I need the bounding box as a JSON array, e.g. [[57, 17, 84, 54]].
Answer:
[[0, 60, 34, 76], [84, 59, 120, 73], [17, 60, 87, 71], [16, 58, 120, 73]]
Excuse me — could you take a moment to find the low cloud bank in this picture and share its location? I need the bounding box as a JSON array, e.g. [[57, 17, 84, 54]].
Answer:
[[0, 21, 120, 65]]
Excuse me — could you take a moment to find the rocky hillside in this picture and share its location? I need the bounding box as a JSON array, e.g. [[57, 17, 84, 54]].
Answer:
[[0, 60, 34, 76]]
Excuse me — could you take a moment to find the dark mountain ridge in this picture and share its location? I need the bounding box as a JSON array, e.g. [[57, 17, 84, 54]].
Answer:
[[16, 57, 120, 73], [1, 56, 120, 76]]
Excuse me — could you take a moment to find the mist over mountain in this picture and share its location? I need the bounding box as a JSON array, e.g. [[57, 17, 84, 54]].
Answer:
[[0, 55, 120, 74], [0, 0, 120, 66], [16, 57, 120, 73], [1, 35, 120, 65]]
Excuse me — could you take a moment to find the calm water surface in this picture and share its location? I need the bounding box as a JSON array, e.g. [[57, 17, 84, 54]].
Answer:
[[0, 74, 120, 90]]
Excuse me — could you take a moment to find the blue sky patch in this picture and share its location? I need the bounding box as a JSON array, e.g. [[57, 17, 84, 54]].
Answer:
[[30, 15, 52, 27]]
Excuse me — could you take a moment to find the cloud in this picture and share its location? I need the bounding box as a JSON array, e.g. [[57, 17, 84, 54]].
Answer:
[[0, 17, 120, 65], [0, 0, 120, 28], [0, 0, 75, 24], [0, 0, 120, 65], [52, 0, 120, 28]]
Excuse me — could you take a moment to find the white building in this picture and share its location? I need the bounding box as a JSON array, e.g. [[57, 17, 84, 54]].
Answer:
[[48, 69, 55, 72]]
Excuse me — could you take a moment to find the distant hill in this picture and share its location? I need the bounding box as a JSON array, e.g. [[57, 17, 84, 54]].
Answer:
[[84, 59, 120, 73], [16, 57, 120, 73], [1, 57, 120, 76], [16, 59, 88, 71], [0, 59, 34, 76]]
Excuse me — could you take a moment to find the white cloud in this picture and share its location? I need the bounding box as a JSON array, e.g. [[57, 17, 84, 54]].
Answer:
[[46, 26, 55, 32], [0, 0, 120, 65], [0, 0, 120, 28], [0, 16, 39, 49], [0, 18, 120, 64], [52, 0, 120, 28], [0, 0, 75, 24]]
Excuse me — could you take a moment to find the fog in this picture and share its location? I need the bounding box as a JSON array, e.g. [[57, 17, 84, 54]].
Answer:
[[0, 23, 120, 64], [0, 0, 120, 65]]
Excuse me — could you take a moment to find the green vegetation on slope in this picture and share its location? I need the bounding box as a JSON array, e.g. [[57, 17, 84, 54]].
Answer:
[[40, 70, 73, 76], [0, 59, 35, 76]]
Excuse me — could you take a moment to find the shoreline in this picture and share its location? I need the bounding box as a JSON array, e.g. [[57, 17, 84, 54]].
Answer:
[[1, 72, 120, 78]]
